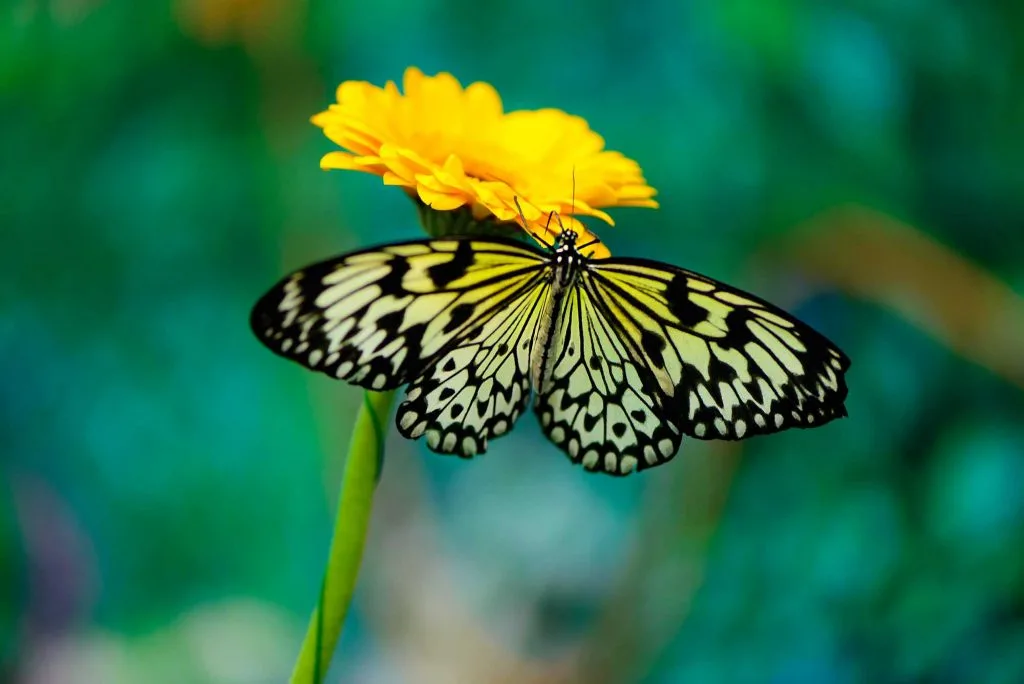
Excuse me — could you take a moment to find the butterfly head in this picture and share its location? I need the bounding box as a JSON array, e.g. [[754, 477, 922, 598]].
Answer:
[[554, 229, 579, 251]]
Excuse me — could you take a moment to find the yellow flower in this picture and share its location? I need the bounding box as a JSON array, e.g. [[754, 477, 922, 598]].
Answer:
[[311, 67, 658, 257]]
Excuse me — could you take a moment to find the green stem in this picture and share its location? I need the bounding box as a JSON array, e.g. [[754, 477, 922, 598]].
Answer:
[[290, 390, 395, 683]]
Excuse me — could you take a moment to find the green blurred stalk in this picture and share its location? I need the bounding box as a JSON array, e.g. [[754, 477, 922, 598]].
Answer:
[[290, 390, 395, 684]]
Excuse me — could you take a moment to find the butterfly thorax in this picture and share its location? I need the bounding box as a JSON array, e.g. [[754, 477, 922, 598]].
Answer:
[[549, 229, 587, 288]]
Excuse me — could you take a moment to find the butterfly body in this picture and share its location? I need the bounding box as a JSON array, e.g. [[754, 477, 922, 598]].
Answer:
[[251, 231, 850, 475], [532, 229, 586, 391]]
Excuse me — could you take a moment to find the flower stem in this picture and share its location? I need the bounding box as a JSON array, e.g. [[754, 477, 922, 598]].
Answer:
[[290, 390, 395, 684]]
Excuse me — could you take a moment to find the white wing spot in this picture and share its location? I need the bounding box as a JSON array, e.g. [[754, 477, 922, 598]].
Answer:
[[735, 419, 747, 439], [658, 438, 674, 457], [643, 445, 658, 465], [754, 414, 766, 428], [620, 456, 638, 474], [308, 349, 323, 367], [442, 433, 457, 452], [399, 412, 418, 431], [551, 426, 566, 443], [714, 417, 727, 435], [774, 413, 784, 428], [582, 450, 599, 468], [604, 453, 618, 472], [694, 423, 706, 437]]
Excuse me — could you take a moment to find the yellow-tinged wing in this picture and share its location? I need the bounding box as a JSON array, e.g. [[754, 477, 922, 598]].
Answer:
[[250, 237, 551, 456], [397, 272, 552, 456], [583, 258, 850, 441], [534, 283, 683, 475]]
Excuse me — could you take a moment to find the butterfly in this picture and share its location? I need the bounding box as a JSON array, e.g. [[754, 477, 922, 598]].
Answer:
[[250, 216, 850, 476]]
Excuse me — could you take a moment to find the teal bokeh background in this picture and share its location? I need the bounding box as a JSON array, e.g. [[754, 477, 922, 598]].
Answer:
[[4, 1, 1024, 682]]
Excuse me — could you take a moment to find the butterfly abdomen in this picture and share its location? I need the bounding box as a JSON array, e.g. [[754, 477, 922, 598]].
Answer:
[[532, 249, 586, 391]]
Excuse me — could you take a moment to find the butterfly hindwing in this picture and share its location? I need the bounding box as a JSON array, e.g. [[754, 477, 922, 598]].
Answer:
[[534, 282, 683, 475], [396, 269, 552, 457], [584, 259, 850, 441]]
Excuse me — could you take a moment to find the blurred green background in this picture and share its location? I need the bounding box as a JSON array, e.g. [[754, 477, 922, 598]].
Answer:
[[4, 1, 1024, 682]]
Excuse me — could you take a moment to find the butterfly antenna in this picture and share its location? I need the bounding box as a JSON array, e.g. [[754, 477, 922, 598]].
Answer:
[[571, 166, 576, 218], [513, 196, 552, 247], [568, 166, 602, 252]]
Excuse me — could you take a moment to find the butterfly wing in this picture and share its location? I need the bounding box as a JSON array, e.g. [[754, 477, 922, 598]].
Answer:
[[251, 237, 552, 456], [584, 258, 850, 441], [533, 281, 683, 475], [396, 264, 553, 457]]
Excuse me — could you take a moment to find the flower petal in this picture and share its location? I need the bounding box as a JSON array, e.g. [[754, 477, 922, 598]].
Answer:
[[417, 185, 469, 211], [319, 151, 360, 170]]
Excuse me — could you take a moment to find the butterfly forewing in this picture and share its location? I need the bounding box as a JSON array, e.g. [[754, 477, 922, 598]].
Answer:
[[584, 258, 850, 441], [251, 238, 550, 434]]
